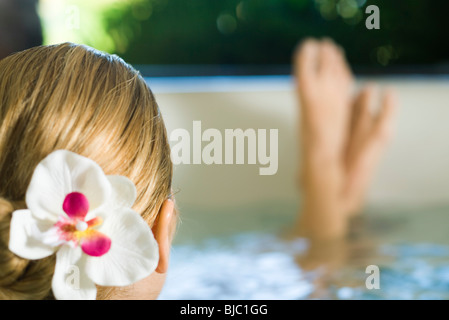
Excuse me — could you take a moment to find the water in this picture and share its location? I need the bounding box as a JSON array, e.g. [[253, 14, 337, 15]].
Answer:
[[159, 204, 449, 300]]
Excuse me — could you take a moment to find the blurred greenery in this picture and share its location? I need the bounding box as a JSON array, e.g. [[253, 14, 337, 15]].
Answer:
[[40, 0, 449, 69]]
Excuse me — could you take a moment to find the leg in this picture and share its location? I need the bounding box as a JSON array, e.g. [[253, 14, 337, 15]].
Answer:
[[292, 39, 396, 240]]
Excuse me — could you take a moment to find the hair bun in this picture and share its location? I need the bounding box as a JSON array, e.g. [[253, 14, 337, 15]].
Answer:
[[0, 197, 28, 220], [0, 197, 14, 221], [0, 197, 55, 300]]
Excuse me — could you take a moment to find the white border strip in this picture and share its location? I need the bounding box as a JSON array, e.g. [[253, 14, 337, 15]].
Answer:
[[145, 74, 449, 94], [145, 75, 294, 94]]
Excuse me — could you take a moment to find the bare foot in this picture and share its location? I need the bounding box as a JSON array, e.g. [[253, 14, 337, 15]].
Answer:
[[294, 38, 354, 157], [344, 85, 396, 216], [293, 39, 397, 239]]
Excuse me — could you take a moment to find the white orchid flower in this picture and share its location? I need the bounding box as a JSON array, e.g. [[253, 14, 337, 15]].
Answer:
[[8, 150, 159, 300]]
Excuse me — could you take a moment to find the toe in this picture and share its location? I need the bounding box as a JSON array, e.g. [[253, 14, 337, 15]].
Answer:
[[373, 89, 397, 143], [351, 85, 376, 136], [293, 38, 320, 85], [317, 39, 340, 77]]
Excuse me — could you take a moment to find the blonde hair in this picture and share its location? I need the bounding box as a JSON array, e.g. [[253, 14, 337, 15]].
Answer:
[[0, 43, 173, 299]]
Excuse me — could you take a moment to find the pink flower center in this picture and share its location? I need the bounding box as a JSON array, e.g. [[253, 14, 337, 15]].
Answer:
[[54, 192, 111, 257], [63, 192, 89, 220]]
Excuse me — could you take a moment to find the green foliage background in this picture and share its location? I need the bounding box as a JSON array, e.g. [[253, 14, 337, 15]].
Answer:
[[42, 0, 449, 67]]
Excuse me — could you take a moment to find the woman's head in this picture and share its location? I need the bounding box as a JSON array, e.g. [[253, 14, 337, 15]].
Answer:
[[0, 43, 174, 299]]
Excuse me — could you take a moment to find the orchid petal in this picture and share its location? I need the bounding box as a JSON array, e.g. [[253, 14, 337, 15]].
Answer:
[[107, 175, 137, 209], [8, 210, 56, 260], [52, 245, 97, 300], [26, 150, 112, 221], [80, 230, 111, 257], [85, 207, 159, 287], [87, 175, 137, 221]]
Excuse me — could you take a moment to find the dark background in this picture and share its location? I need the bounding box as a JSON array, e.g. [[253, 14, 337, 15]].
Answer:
[[99, 0, 449, 75], [2, 0, 448, 76]]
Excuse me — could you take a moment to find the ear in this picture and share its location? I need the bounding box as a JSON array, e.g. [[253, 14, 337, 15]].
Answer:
[[152, 199, 175, 274]]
